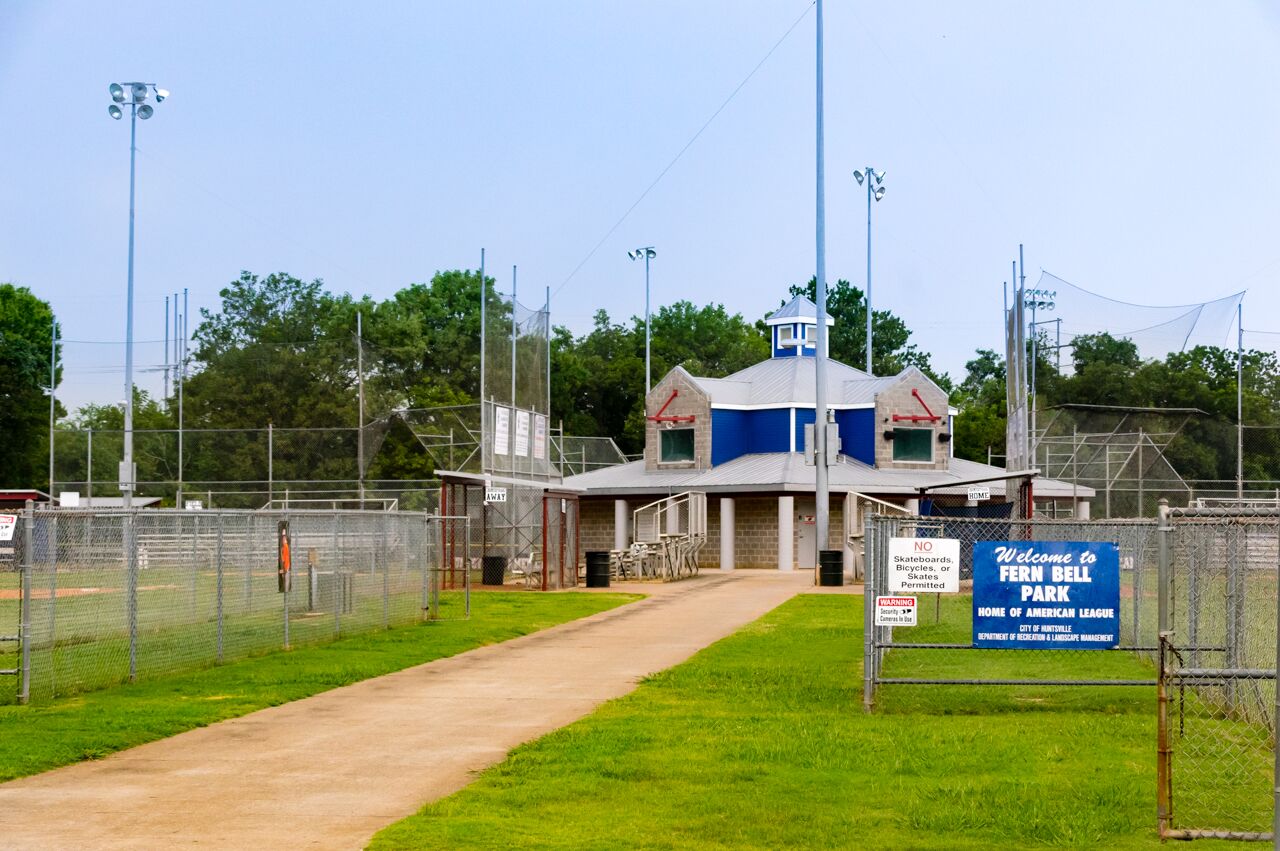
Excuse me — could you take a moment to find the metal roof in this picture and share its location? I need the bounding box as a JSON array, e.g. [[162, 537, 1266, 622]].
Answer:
[[691, 356, 914, 407], [563, 453, 1095, 500], [764, 295, 833, 325]]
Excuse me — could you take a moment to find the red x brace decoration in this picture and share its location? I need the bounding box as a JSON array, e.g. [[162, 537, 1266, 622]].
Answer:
[[891, 388, 943, 423], [647, 388, 696, 423]]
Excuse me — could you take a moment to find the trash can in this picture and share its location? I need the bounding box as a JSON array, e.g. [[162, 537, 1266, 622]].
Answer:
[[481, 555, 507, 586], [818, 549, 844, 587], [585, 551, 611, 588]]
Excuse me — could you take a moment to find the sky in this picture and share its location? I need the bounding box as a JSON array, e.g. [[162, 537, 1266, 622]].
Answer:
[[4, 1, 1280, 412]]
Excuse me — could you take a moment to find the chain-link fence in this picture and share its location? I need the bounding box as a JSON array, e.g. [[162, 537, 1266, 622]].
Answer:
[[863, 514, 1161, 712], [1159, 505, 1279, 841], [440, 478, 580, 591], [0, 507, 470, 705]]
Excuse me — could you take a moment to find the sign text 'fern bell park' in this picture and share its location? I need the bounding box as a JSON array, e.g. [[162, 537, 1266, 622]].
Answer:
[[973, 541, 1120, 649]]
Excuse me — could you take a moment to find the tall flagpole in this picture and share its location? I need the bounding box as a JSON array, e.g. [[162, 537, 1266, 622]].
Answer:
[[814, 0, 830, 562]]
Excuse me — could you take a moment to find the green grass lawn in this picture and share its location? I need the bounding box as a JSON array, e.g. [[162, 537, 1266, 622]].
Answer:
[[2, 563, 490, 702], [371, 595, 1250, 850], [0, 590, 638, 782]]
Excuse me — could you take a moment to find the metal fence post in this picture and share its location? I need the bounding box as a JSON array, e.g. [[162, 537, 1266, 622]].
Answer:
[[1157, 499, 1170, 635], [1157, 631, 1172, 837], [333, 513, 341, 637], [427, 511, 437, 616], [49, 513, 57, 698], [282, 514, 290, 651], [216, 512, 224, 663], [1273, 512, 1280, 844], [19, 501, 33, 704], [464, 516, 471, 619], [863, 513, 876, 713], [382, 511, 389, 629], [126, 509, 138, 682]]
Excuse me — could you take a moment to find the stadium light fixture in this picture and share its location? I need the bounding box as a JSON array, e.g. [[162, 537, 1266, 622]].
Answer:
[[855, 166, 887, 374], [106, 81, 167, 509], [629, 246, 657, 394]]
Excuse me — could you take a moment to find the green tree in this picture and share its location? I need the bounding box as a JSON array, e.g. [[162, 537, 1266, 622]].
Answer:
[[0, 284, 60, 488], [183, 272, 366, 490], [952, 348, 1007, 462]]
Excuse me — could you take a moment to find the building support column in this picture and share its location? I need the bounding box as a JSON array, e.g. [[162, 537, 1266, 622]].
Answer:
[[720, 497, 735, 571], [614, 499, 628, 551], [778, 496, 794, 572], [842, 492, 856, 579]]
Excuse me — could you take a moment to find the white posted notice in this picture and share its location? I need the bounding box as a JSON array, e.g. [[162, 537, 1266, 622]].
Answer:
[[888, 537, 960, 593], [875, 596, 917, 626], [0, 514, 15, 542]]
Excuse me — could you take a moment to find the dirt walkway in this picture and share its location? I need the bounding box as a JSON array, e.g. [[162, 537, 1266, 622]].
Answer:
[[0, 570, 808, 850]]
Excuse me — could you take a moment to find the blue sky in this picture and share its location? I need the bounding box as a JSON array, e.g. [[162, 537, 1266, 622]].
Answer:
[[4, 1, 1279, 410]]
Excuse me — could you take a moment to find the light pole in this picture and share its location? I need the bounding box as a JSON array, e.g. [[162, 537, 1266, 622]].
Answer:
[[853, 168, 885, 375], [1023, 286, 1056, 458], [628, 247, 657, 394], [107, 81, 168, 508]]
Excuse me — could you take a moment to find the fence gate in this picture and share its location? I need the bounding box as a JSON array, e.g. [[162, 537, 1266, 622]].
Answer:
[[1158, 505, 1279, 841]]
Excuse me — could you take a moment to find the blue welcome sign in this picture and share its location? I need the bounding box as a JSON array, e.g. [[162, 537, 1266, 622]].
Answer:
[[972, 541, 1120, 649]]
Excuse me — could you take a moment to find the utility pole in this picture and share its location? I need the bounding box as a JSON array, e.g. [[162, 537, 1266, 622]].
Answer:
[[813, 0, 830, 553]]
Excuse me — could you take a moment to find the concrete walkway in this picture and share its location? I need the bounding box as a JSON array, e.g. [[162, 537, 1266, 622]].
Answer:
[[0, 569, 808, 850]]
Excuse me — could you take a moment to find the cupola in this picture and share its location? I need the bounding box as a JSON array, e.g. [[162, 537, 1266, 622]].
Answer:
[[764, 295, 834, 358]]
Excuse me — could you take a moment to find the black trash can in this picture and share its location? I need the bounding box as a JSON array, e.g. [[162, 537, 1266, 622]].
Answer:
[[481, 555, 507, 586], [585, 551, 611, 588], [818, 549, 844, 587]]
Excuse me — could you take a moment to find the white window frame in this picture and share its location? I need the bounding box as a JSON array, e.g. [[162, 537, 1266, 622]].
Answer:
[[892, 427, 935, 464], [659, 427, 696, 464]]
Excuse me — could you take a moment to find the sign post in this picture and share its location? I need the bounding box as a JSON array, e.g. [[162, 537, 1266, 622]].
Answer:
[[972, 541, 1120, 649]]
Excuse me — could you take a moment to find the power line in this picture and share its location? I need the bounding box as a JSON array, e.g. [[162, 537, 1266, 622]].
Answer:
[[551, 1, 816, 299]]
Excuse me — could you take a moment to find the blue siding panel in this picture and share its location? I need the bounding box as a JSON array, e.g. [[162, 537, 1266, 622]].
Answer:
[[711, 407, 792, 465], [711, 409, 748, 466], [750, 409, 791, 454], [793, 408, 816, 455], [836, 408, 876, 466]]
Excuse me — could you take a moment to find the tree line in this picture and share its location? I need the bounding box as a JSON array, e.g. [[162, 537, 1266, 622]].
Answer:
[[6, 269, 1274, 497]]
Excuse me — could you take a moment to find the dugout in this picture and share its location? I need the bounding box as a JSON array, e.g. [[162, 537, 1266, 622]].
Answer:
[[437, 471, 581, 591]]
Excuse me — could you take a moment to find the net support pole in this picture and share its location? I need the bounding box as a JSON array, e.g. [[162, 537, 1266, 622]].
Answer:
[[1237, 301, 1244, 501], [357, 311, 365, 509], [479, 249, 486, 473], [48, 314, 56, 497]]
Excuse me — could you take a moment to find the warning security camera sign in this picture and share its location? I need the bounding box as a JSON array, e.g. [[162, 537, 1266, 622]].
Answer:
[[875, 596, 917, 627]]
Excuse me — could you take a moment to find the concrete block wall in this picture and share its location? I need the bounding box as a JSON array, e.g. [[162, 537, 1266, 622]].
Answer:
[[643, 370, 712, 472], [873, 373, 951, 471], [579, 499, 616, 555]]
